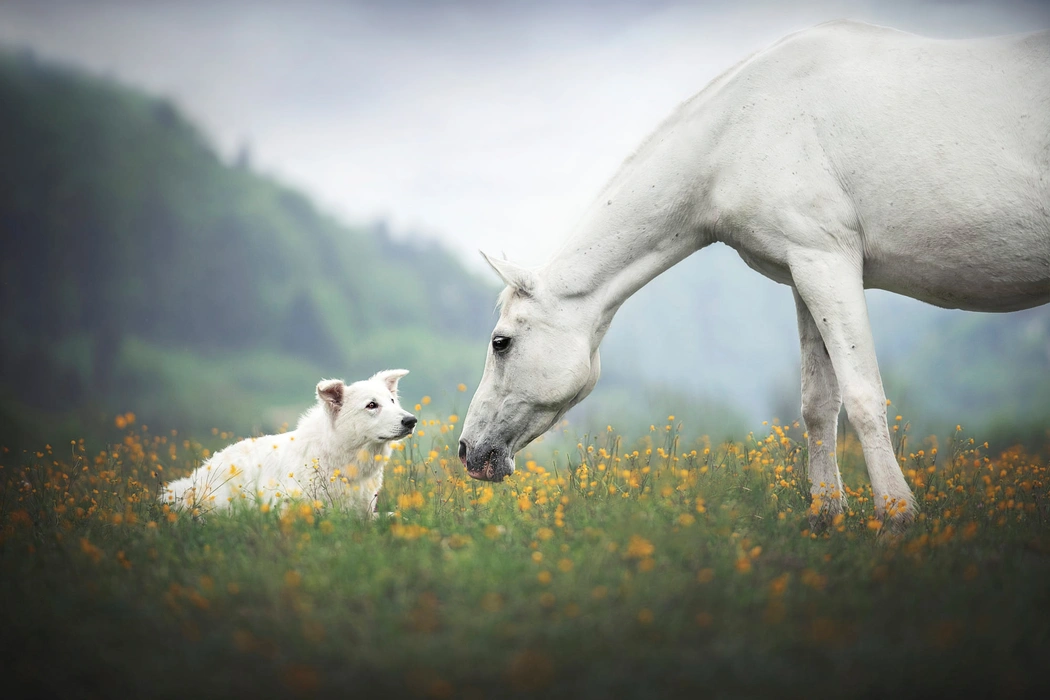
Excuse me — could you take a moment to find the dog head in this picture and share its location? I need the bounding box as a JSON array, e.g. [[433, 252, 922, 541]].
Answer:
[[316, 370, 417, 448]]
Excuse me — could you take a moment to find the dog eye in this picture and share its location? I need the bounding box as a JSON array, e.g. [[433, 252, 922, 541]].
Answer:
[[366, 401, 378, 410], [492, 336, 512, 353]]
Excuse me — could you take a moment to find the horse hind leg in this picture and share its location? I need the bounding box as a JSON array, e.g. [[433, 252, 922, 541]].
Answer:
[[790, 250, 916, 533], [794, 290, 847, 530]]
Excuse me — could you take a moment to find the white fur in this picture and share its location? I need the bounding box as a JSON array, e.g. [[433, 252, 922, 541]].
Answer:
[[460, 21, 1050, 530], [160, 370, 415, 517]]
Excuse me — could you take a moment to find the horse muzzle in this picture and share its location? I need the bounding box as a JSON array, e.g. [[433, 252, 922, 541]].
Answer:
[[459, 440, 514, 482]]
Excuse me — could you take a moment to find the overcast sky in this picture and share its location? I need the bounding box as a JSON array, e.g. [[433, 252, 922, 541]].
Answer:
[[2, 0, 1047, 268]]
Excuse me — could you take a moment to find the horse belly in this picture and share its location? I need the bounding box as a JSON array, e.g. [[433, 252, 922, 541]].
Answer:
[[863, 236, 1050, 311]]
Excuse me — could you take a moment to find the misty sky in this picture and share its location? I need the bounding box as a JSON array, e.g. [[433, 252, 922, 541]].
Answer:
[[2, 0, 1047, 269]]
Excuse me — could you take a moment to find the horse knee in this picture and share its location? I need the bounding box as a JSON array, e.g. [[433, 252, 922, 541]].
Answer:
[[840, 386, 886, 435]]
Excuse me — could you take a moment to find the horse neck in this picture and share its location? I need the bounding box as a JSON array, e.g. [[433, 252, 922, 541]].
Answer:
[[541, 169, 712, 344]]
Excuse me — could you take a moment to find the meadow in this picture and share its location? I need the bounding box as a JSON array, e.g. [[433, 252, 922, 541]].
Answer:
[[2, 389, 1048, 699]]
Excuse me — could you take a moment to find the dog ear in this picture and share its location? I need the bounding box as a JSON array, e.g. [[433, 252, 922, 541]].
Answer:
[[316, 379, 345, 414], [480, 250, 535, 297], [371, 369, 409, 399]]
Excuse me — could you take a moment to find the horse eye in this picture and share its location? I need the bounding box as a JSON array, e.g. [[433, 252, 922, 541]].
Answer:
[[366, 401, 378, 410], [492, 336, 512, 353]]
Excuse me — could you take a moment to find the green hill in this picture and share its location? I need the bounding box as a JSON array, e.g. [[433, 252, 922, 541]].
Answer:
[[0, 50, 496, 450], [876, 305, 1050, 447]]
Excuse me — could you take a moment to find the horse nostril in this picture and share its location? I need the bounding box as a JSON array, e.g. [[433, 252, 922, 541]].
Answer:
[[458, 440, 467, 463], [402, 415, 418, 429]]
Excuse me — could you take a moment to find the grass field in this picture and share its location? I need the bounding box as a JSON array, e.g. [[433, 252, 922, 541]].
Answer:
[[2, 396, 1049, 699]]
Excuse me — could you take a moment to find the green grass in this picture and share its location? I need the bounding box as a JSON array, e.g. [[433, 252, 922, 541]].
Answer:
[[2, 407, 1049, 699]]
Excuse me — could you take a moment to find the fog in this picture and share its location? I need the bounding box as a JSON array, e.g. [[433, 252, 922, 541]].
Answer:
[[2, 0, 1047, 266]]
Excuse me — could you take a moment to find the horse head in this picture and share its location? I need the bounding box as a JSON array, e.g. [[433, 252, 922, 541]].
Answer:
[[459, 252, 601, 481]]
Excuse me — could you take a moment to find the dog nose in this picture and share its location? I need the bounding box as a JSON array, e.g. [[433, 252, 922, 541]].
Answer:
[[402, 415, 418, 430], [458, 440, 467, 464]]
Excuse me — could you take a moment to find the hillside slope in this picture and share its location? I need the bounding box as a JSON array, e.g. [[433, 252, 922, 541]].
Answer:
[[0, 51, 496, 448]]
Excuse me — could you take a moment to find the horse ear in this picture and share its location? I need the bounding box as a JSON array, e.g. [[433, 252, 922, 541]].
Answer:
[[480, 250, 535, 296]]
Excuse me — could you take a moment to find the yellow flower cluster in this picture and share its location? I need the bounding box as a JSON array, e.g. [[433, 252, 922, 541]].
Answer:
[[2, 391, 1048, 683]]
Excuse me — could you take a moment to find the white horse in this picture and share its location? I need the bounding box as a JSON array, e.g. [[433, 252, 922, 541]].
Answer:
[[458, 20, 1050, 530]]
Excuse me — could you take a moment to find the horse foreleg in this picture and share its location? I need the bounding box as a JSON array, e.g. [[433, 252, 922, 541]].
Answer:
[[790, 251, 916, 532], [794, 289, 846, 528]]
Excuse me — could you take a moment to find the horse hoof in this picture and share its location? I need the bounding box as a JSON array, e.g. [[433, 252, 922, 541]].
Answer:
[[880, 508, 915, 536], [807, 497, 847, 533]]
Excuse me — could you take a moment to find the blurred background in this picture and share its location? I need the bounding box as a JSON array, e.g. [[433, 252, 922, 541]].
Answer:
[[1, 0, 1047, 454]]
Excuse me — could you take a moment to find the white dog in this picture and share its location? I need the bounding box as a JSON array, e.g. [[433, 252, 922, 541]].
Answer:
[[160, 370, 416, 517]]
